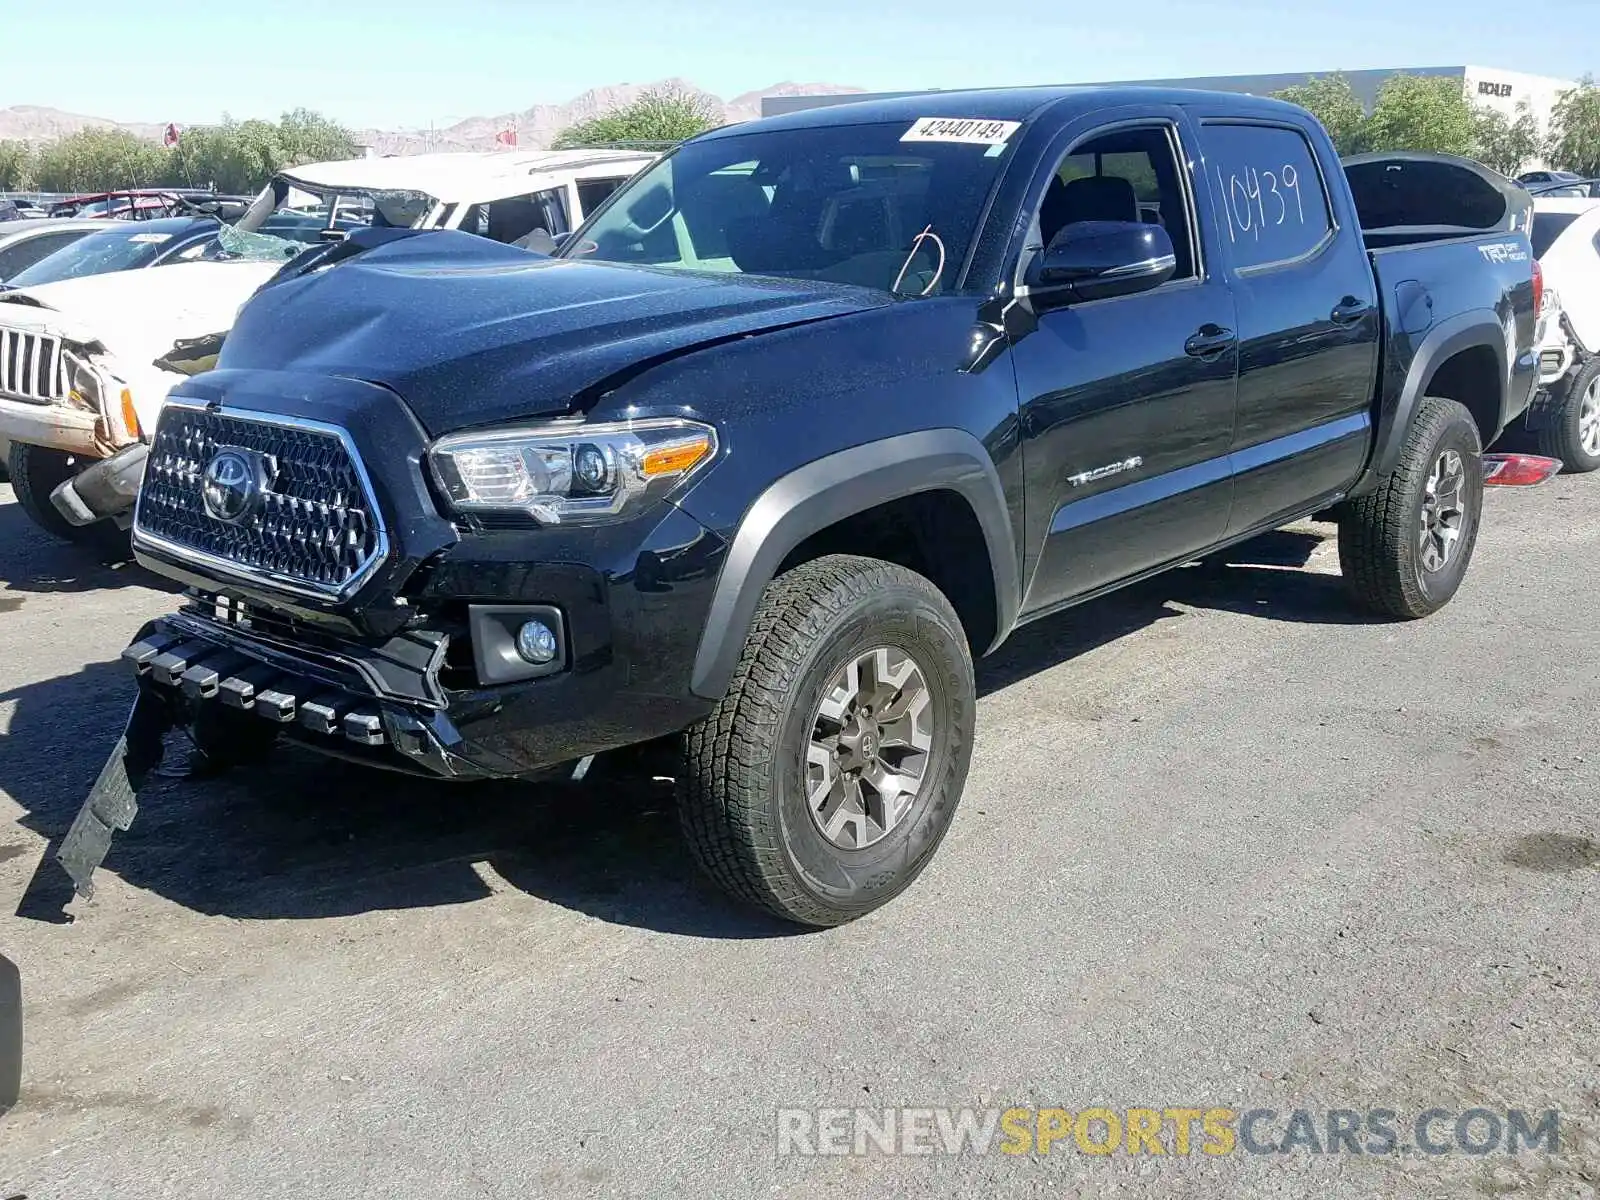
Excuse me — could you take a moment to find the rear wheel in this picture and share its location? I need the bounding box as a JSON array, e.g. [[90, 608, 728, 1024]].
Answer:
[[678, 554, 976, 927], [1533, 358, 1600, 473], [6, 442, 129, 558], [1337, 396, 1483, 619]]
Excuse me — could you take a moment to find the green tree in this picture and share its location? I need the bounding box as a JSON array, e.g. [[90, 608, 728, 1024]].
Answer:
[[275, 107, 360, 167], [0, 140, 34, 191], [20, 109, 359, 197], [1364, 73, 1478, 156], [31, 128, 168, 192], [1546, 76, 1600, 176], [1273, 72, 1369, 155], [168, 117, 287, 193], [1472, 100, 1541, 176], [551, 85, 719, 150]]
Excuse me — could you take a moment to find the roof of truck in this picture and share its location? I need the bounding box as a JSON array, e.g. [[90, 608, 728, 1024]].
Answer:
[[702, 85, 1306, 139], [279, 149, 660, 205]]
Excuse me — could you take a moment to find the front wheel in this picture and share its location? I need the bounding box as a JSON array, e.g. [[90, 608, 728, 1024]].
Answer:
[[6, 442, 130, 558], [1336, 396, 1484, 619], [1533, 358, 1600, 473], [678, 554, 976, 927]]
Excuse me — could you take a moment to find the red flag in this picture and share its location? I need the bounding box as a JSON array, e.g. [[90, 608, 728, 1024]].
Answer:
[[494, 126, 517, 149], [162, 123, 180, 148]]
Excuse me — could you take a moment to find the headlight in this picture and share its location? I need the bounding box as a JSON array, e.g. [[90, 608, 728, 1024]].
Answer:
[[428, 417, 717, 525]]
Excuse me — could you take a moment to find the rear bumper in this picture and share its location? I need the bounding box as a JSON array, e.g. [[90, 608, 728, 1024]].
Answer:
[[1506, 347, 1540, 431]]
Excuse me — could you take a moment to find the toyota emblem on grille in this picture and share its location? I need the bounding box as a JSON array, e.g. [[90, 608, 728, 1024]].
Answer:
[[201, 447, 269, 523]]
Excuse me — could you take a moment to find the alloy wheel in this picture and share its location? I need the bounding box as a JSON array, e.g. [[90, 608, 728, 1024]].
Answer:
[[805, 646, 935, 850], [1579, 376, 1600, 458], [1419, 448, 1467, 574]]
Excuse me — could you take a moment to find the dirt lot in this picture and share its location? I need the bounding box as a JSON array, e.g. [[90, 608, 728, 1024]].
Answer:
[[0, 478, 1596, 1198]]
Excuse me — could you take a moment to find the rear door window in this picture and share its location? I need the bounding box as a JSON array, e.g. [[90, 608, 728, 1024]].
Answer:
[[1200, 123, 1334, 270], [576, 177, 632, 220], [460, 188, 572, 244], [0, 231, 87, 280], [1531, 212, 1578, 258]]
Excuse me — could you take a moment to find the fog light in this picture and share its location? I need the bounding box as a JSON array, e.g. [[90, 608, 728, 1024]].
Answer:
[[515, 620, 559, 665]]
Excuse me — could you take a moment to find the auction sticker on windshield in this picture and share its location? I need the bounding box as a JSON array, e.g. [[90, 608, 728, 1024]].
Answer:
[[128, 232, 173, 243], [901, 118, 1021, 146]]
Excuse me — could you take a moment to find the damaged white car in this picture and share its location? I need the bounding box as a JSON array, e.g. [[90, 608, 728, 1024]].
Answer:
[[0, 148, 658, 546], [1525, 195, 1600, 472]]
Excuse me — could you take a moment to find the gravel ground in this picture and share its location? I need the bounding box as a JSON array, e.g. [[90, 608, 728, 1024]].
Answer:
[[0, 478, 1596, 1199]]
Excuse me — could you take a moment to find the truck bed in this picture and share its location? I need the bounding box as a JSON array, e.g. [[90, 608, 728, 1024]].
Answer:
[[1345, 152, 1533, 252], [1365, 226, 1539, 453]]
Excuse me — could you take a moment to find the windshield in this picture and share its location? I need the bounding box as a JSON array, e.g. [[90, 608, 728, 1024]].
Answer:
[[238, 179, 437, 246], [1532, 212, 1579, 259], [199, 222, 308, 265], [5, 225, 197, 287], [558, 119, 1020, 293]]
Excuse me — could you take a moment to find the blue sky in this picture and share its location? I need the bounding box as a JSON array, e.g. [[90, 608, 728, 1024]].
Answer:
[[4, 0, 1593, 130]]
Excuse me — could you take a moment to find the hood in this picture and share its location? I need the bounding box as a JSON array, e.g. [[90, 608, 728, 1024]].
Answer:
[[0, 260, 280, 366], [218, 231, 893, 435]]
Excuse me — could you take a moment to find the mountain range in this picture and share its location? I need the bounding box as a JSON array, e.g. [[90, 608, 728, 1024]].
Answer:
[[0, 80, 865, 152]]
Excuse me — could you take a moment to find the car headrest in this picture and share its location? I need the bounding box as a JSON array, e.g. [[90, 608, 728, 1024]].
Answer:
[[1058, 175, 1141, 224], [725, 213, 834, 275]]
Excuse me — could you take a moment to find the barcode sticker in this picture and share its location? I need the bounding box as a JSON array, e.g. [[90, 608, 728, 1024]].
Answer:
[[901, 117, 1021, 146]]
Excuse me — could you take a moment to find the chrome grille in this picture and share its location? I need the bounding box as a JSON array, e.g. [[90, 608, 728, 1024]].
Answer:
[[134, 405, 387, 598], [0, 329, 68, 404]]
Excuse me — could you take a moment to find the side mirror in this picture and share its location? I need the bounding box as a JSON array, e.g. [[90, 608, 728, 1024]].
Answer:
[[1028, 220, 1176, 305]]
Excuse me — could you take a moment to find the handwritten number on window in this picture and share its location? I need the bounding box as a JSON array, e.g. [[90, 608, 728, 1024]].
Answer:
[[1229, 172, 1255, 240], [1262, 170, 1286, 226], [1282, 164, 1304, 223], [1217, 162, 1306, 243]]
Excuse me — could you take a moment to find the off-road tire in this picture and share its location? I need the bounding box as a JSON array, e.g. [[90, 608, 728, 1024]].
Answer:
[[7, 442, 130, 559], [678, 554, 975, 927], [1337, 396, 1483, 619], [1531, 358, 1600, 473]]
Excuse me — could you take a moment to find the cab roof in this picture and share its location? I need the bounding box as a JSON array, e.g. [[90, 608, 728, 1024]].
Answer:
[[699, 84, 1308, 139], [278, 149, 660, 205]]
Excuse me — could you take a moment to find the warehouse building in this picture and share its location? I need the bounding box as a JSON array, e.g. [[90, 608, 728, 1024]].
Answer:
[[762, 66, 1578, 136]]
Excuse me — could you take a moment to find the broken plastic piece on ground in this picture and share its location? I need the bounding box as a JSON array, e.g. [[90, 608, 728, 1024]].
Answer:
[[1482, 453, 1563, 486]]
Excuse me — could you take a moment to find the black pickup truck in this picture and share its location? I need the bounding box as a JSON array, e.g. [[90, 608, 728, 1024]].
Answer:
[[60, 87, 1540, 926]]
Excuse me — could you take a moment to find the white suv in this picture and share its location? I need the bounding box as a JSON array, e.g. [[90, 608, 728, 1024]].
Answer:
[[1526, 196, 1600, 472], [0, 149, 656, 545]]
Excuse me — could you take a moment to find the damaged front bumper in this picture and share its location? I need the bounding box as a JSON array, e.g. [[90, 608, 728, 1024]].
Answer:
[[0, 395, 104, 457], [55, 686, 173, 899], [117, 610, 525, 779], [54, 608, 534, 899], [51, 441, 148, 527]]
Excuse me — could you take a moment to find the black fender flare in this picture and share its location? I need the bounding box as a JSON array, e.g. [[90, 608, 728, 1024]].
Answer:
[[687, 429, 1020, 701], [1367, 309, 1508, 485]]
